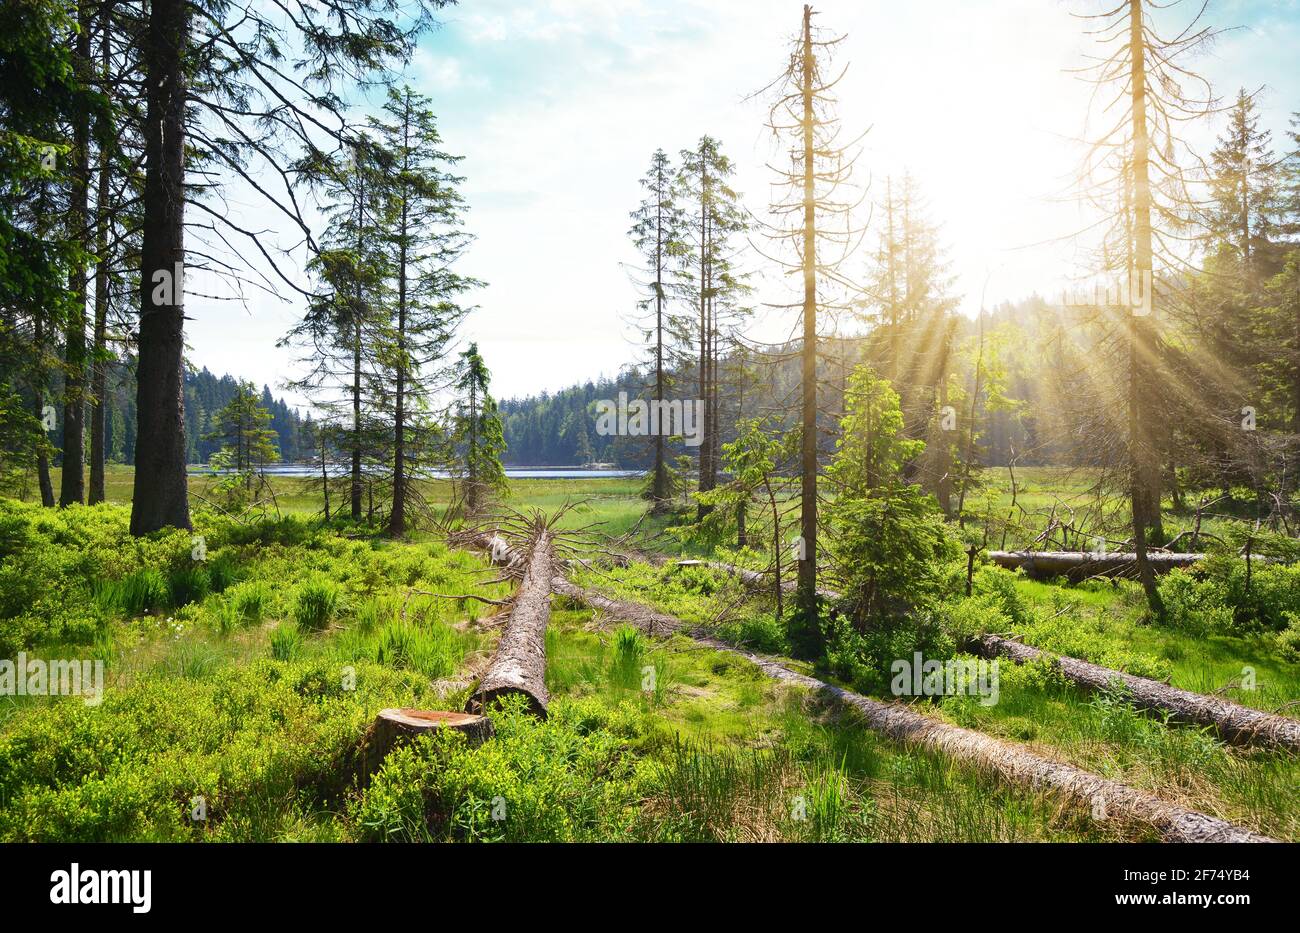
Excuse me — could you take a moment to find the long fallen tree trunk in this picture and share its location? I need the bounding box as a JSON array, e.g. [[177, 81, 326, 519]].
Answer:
[[475, 537, 1272, 841], [987, 550, 1203, 580], [969, 634, 1300, 752], [708, 559, 1300, 753], [549, 577, 1273, 844], [465, 532, 553, 719]]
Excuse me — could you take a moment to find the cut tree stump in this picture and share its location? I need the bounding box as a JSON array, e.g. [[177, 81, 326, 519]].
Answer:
[[359, 708, 494, 781], [986, 550, 1203, 580], [466, 531, 554, 718]]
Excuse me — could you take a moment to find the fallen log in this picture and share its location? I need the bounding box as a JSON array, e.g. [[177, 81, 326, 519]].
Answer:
[[550, 575, 1274, 843], [359, 708, 494, 781], [708, 558, 1300, 753], [970, 634, 1300, 752], [987, 550, 1203, 580], [465, 531, 554, 719]]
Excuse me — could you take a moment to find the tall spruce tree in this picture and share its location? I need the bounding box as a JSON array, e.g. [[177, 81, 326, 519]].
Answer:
[[628, 148, 686, 509], [369, 86, 478, 536], [676, 136, 748, 518]]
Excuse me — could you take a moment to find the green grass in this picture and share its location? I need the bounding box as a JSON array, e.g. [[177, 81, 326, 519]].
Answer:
[[4, 476, 1297, 843]]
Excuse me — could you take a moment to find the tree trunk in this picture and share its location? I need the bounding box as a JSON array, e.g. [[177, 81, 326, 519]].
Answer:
[[88, 5, 113, 506], [32, 315, 55, 507], [388, 189, 409, 538], [549, 575, 1271, 843], [60, 0, 93, 508], [652, 163, 669, 508], [970, 634, 1300, 752], [986, 550, 1203, 579], [350, 315, 362, 521], [466, 384, 479, 513], [320, 426, 331, 521], [696, 148, 714, 521], [466, 532, 553, 718], [795, 4, 819, 639], [358, 708, 493, 782], [934, 320, 955, 517], [1127, 0, 1163, 617], [130, 0, 191, 535]]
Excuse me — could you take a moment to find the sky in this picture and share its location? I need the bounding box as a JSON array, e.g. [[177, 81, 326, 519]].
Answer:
[[184, 0, 1300, 405]]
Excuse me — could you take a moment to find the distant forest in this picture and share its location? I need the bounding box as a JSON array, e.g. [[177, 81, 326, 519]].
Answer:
[[501, 295, 1060, 469], [44, 363, 313, 467]]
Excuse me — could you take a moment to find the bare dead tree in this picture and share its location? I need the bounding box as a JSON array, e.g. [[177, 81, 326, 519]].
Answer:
[[752, 4, 869, 648], [1066, 0, 1225, 614]]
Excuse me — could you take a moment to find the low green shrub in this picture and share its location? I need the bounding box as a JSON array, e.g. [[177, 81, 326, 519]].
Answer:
[[350, 695, 647, 842], [1160, 556, 1300, 636], [824, 613, 957, 697], [0, 659, 431, 842]]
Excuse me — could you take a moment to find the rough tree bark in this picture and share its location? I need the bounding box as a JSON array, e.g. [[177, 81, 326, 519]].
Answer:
[[130, 0, 192, 535], [1127, 0, 1164, 616], [358, 708, 493, 782], [32, 314, 55, 507], [795, 3, 819, 636], [549, 573, 1272, 843], [60, 0, 93, 508], [465, 532, 553, 718], [387, 187, 409, 537], [970, 634, 1300, 752], [986, 550, 1203, 580], [88, 4, 113, 506]]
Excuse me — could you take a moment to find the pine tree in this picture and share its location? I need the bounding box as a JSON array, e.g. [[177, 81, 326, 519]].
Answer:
[[283, 137, 391, 523], [628, 148, 686, 509], [1072, 0, 1224, 615], [861, 172, 958, 506], [676, 136, 749, 518], [203, 381, 280, 498], [824, 366, 956, 628], [452, 343, 506, 513], [760, 5, 866, 649], [1205, 90, 1285, 284], [368, 86, 478, 536]]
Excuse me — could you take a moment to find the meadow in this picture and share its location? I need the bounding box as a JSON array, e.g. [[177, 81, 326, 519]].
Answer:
[[2, 467, 1297, 842]]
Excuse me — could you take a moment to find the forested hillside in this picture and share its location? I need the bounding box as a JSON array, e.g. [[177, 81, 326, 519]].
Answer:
[[501, 295, 1065, 469], [36, 362, 312, 468]]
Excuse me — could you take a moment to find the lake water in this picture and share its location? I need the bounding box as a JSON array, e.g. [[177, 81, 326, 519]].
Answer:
[[187, 465, 644, 480]]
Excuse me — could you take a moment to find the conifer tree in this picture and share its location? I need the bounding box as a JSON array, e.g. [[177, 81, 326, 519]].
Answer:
[[368, 86, 478, 536], [204, 380, 280, 498], [452, 343, 506, 513], [676, 136, 749, 517], [759, 5, 867, 649], [628, 148, 686, 509]]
